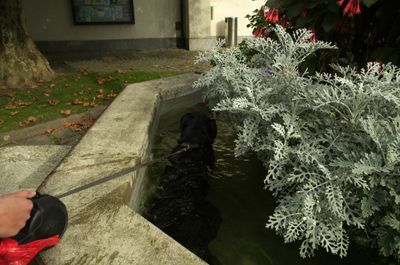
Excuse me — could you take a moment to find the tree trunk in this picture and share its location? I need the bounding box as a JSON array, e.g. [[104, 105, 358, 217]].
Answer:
[[0, 0, 53, 89]]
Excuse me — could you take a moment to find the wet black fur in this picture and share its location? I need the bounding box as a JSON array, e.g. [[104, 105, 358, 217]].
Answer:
[[147, 112, 221, 262]]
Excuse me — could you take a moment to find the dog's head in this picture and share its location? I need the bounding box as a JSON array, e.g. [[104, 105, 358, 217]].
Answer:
[[178, 112, 217, 147], [168, 112, 217, 167]]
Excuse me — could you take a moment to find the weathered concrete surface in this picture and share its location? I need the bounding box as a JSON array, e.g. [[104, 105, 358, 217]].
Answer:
[[0, 145, 71, 194], [38, 73, 207, 265]]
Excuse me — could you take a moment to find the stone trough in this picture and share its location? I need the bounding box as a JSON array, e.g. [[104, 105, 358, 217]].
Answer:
[[0, 74, 207, 265]]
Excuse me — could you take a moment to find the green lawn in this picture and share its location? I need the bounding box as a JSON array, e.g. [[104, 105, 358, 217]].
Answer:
[[0, 70, 182, 133]]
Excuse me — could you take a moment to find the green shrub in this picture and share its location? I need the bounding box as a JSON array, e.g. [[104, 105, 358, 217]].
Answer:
[[194, 25, 400, 260]]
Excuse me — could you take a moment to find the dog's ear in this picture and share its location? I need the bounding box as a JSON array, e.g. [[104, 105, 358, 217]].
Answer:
[[180, 113, 194, 132]]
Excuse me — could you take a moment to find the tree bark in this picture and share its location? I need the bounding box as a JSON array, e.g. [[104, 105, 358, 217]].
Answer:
[[0, 0, 53, 89]]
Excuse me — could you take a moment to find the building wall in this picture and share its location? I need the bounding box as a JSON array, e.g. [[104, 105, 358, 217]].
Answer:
[[21, 0, 264, 51], [210, 0, 263, 37], [21, 0, 181, 41]]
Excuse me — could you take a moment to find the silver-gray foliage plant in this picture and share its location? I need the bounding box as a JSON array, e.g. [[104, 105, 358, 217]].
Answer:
[[194, 25, 400, 259]]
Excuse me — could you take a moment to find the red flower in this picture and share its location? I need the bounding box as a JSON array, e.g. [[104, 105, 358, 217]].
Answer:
[[265, 8, 279, 23], [337, 0, 346, 6], [253, 27, 270, 38], [308, 28, 317, 42], [253, 28, 262, 37], [338, 0, 361, 17], [279, 16, 288, 27]]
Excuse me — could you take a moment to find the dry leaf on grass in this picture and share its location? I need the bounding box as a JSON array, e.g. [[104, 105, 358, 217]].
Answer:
[[72, 98, 93, 107], [96, 89, 118, 99], [95, 76, 114, 85], [64, 118, 96, 132], [48, 99, 60, 106], [19, 116, 37, 127], [60, 109, 71, 116], [43, 89, 51, 97], [80, 68, 90, 76], [107, 90, 117, 98], [6, 101, 32, 110], [0, 119, 4, 126], [9, 111, 19, 116], [49, 83, 56, 88], [5, 103, 15, 110]]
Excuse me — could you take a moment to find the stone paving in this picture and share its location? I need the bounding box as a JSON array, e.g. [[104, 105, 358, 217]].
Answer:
[[48, 48, 208, 74]]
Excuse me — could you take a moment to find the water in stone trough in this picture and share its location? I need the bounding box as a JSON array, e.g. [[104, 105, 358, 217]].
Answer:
[[144, 102, 395, 265]]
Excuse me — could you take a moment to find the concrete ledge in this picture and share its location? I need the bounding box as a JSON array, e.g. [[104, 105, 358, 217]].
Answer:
[[38, 73, 207, 265], [0, 145, 71, 194]]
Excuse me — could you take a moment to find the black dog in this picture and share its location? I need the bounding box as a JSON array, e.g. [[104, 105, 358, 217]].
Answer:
[[147, 112, 221, 263]]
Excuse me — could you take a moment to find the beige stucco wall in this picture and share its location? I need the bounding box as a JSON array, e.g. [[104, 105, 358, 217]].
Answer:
[[210, 0, 264, 37], [21, 0, 181, 41]]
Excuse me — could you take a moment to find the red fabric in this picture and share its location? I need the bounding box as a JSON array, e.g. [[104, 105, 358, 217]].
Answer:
[[0, 236, 60, 265]]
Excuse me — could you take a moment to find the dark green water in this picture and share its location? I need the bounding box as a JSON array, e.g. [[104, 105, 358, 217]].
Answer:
[[146, 102, 396, 265]]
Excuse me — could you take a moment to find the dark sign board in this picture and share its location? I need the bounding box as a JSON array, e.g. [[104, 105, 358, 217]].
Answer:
[[71, 0, 134, 25]]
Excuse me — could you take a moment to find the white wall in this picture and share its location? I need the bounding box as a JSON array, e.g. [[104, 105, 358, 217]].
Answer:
[[21, 0, 181, 41], [210, 0, 264, 37]]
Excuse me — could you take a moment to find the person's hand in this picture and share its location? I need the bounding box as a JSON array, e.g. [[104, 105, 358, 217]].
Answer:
[[0, 190, 36, 238]]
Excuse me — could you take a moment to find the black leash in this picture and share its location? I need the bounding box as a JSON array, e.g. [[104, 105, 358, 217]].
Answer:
[[55, 143, 199, 199]]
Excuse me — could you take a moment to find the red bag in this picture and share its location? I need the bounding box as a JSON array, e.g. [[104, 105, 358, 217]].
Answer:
[[0, 236, 59, 265]]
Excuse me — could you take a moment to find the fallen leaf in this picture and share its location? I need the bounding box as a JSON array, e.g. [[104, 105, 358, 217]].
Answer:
[[49, 83, 56, 88], [0, 119, 4, 126], [95, 76, 114, 85], [64, 118, 96, 132], [30, 84, 38, 89], [9, 111, 19, 116], [44, 93, 50, 97], [97, 89, 104, 95], [15, 101, 32, 107], [107, 90, 118, 98], [80, 68, 90, 76], [46, 128, 56, 134], [5, 103, 16, 110], [60, 109, 71, 116], [95, 78, 105, 85], [72, 98, 83, 105], [27, 116, 37, 122], [19, 116, 37, 127], [63, 121, 74, 127], [48, 99, 60, 106]]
